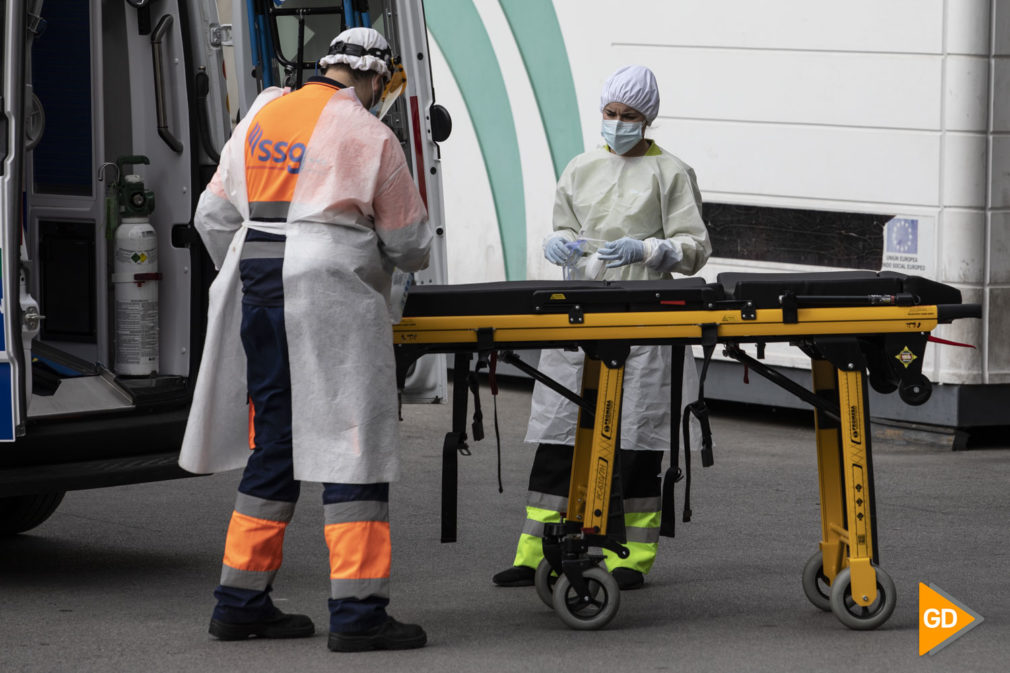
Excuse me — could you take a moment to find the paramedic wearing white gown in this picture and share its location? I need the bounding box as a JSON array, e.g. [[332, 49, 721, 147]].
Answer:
[[493, 65, 711, 591], [179, 28, 432, 652]]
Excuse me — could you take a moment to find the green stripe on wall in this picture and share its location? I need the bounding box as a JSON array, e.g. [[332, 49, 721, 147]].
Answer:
[[498, 0, 583, 179], [425, 0, 526, 280]]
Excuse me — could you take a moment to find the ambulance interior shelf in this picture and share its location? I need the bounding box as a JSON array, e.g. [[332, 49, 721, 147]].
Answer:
[[391, 271, 981, 631]]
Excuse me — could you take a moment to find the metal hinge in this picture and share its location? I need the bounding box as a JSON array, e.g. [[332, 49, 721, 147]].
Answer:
[[209, 22, 233, 48]]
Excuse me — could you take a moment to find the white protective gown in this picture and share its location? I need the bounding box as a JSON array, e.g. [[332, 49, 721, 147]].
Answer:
[[525, 143, 712, 451], [179, 84, 432, 483]]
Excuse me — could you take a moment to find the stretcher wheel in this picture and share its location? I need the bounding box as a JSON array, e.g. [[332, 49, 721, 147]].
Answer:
[[800, 552, 832, 612], [898, 374, 931, 406], [552, 566, 620, 630], [535, 558, 557, 608], [536, 558, 601, 608], [828, 566, 897, 630]]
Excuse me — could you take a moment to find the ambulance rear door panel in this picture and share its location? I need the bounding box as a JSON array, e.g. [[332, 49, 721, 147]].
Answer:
[[0, 0, 29, 440]]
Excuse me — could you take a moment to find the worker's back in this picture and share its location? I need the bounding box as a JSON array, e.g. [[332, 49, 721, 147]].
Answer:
[[242, 78, 404, 228]]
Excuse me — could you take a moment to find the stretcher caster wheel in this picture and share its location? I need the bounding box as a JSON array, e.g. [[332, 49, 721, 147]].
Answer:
[[535, 558, 557, 608], [552, 566, 620, 630], [898, 374, 931, 406], [537, 558, 601, 608], [801, 552, 832, 612], [829, 566, 897, 630]]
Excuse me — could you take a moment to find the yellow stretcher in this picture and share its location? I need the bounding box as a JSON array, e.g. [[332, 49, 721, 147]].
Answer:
[[393, 271, 981, 631]]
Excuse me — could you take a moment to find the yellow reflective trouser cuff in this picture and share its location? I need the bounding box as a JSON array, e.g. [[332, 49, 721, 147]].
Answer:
[[512, 506, 563, 568], [604, 510, 660, 574]]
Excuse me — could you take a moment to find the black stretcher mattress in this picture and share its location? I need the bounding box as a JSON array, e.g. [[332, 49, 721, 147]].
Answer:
[[401, 272, 962, 317]]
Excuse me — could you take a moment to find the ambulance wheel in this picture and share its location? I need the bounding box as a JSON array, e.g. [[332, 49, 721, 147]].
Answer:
[[801, 552, 833, 612], [829, 566, 897, 630], [552, 566, 620, 630], [535, 558, 558, 608], [0, 492, 65, 536]]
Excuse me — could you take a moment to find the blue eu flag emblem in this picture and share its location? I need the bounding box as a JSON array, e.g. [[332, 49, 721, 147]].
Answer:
[[886, 218, 918, 254]]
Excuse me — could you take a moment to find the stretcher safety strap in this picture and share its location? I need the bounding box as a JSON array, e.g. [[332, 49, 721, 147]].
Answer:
[[490, 352, 503, 494], [468, 362, 484, 443], [442, 353, 471, 543], [467, 352, 504, 493], [660, 345, 684, 538], [681, 343, 716, 524]]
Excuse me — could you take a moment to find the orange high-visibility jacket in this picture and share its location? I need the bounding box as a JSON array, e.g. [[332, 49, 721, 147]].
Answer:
[[180, 80, 431, 483]]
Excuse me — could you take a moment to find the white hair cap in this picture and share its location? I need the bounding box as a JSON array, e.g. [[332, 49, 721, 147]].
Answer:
[[318, 27, 392, 77], [599, 65, 660, 123]]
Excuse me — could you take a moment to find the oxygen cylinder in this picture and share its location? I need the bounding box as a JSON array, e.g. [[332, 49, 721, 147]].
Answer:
[[112, 172, 159, 376]]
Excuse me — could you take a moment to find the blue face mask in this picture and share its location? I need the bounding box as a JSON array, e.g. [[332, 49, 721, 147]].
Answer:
[[601, 119, 643, 155]]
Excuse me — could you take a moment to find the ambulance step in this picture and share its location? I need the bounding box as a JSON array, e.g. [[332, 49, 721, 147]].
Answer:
[[28, 374, 133, 419]]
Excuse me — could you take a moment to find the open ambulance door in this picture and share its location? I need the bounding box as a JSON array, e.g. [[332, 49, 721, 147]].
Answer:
[[228, 0, 451, 403], [1, 0, 230, 435], [1, 0, 31, 439]]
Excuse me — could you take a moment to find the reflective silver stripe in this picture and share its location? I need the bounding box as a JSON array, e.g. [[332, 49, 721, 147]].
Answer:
[[625, 526, 661, 544], [521, 519, 546, 538], [526, 492, 567, 512], [330, 577, 390, 600], [324, 501, 389, 525], [623, 497, 661, 514], [239, 241, 286, 260], [249, 201, 290, 220], [220, 565, 277, 591], [234, 492, 295, 523]]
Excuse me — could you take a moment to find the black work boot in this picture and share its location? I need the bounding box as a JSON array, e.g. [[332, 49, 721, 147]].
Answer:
[[209, 610, 315, 640], [492, 565, 535, 587], [328, 617, 427, 652]]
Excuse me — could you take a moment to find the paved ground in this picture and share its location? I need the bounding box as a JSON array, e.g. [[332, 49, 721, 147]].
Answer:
[[1, 380, 1007, 673]]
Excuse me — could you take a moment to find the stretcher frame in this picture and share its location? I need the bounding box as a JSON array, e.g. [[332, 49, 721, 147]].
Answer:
[[393, 276, 979, 631]]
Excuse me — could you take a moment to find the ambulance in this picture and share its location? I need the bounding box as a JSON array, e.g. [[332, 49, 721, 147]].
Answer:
[[0, 0, 449, 534]]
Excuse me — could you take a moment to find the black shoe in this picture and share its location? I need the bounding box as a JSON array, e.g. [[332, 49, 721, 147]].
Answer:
[[492, 565, 535, 587], [328, 617, 427, 652], [209, 610, 315, 640], [612, 568, 645, 590]]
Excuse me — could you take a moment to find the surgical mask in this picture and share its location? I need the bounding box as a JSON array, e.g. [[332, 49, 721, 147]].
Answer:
[[601, 120, 643, 155]]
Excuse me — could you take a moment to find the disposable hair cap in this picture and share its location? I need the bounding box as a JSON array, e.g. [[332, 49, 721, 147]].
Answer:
[[599, 65, 660, 123]]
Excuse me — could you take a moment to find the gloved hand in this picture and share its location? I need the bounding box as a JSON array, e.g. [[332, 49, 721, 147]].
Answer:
[[544, 235, 577, 266], [596, 237, 645, 268]]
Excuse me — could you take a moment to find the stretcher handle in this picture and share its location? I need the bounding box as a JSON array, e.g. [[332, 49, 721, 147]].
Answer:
[[936, 303, 982, 322], [787, 293, 917, 307], [151, 15, 183, 154]]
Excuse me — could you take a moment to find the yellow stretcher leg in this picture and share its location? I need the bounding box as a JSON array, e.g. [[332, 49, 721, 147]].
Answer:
[[567, 357, 624, 536], [835, 368, 877, 606], [811, 359, 846, 584], [808, 356, 898, 629]]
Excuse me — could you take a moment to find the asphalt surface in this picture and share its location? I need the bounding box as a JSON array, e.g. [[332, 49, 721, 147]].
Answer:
[[1, 380, 1007, 673]]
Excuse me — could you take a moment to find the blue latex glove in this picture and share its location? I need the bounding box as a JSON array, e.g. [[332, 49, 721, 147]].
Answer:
[[596, 237, 645, 268], [544, 236, 578, 266]]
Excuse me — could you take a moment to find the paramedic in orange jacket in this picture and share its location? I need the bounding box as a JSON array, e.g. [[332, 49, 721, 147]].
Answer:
[[182, 27, 432, 652]]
